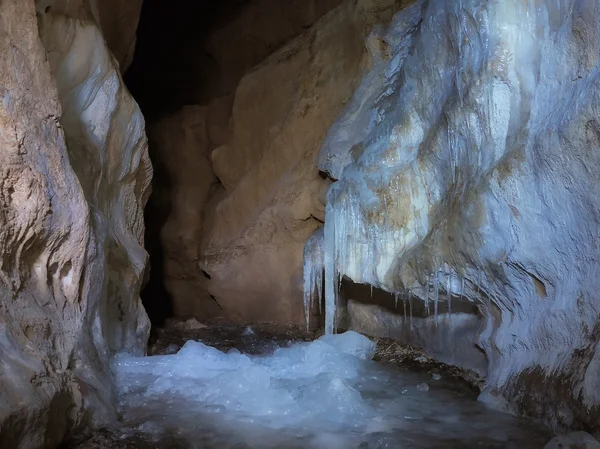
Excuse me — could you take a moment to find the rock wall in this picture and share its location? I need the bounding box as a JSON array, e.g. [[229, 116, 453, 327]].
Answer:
[[145, 106, 221, 320], [311, 0, 600, 436], [148, 0, 406, 322], [0, 1, 150, 447], [38, 0, 142, 71], [197, 0, 412, 323], [204, 0, 344, 99]]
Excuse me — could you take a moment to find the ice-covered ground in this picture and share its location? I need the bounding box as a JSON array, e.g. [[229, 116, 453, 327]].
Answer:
[[111, 330, 549, 448]]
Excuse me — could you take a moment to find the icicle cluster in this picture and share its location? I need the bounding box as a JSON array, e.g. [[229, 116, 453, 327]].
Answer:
[[302, 228, 324, 331], [303, 0, 575, 340]]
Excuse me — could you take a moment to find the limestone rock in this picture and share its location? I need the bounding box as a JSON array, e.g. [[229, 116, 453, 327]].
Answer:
[[347, 301, 487, 375], [200, 0, 397, 323], [0, 1, 149, 447], [35, 0, 143, 71], [147, 0, 404, 324], [207, 94, 235, 147], [204, 0, 344, 97], [146, 106, 221, 319]]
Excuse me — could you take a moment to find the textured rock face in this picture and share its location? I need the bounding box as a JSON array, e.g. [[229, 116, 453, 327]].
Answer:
[[197, 0, 411, 323], [311, 0, 600, 435], [148, 0, 403, 322], [38, 0, 143, 71], [0, 1, 150, 447], [204, 0, 344, 98], [146, 106, 221, 320]]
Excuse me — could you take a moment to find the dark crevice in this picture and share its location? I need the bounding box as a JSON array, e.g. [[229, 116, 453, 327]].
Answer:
[[126, 1, 249, 325], [318, 169, 336, 181], [210, 295, 223, 310], [124, 0, 250, 120], [139, 135, 174, 326]]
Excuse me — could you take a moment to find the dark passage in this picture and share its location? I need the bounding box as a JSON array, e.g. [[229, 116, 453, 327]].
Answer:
[[125, 0, 247, 119], [124, 0, 247, 324]]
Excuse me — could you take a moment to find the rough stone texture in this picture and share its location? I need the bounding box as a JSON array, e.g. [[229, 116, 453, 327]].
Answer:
[[143, 0, 344, 321], [310, 0, 600, 436], [347, 301, 487, 375], [91, 0, 144, 71], [0, 1, 150, 447], [147, 0, 406, 322], [36, 0, 143, 71], [145, 106, 221, 320], [127, 0, 344, 118], [204, 0, 344, 98], [198, 0, 413, 323]]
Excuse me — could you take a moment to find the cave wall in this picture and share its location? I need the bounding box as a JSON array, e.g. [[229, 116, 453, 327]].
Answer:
[[145, 106, 221, 319], [0, 1, 150, 446], [148, 0, 388, 322], [38, 0, 142, 72], [148, 0, 420, 323], [310, 0, 600, 436], [203, 0, 345, 99]]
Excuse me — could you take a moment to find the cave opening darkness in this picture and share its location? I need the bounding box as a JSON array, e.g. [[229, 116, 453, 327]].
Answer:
[[124, 0, 248, 325]]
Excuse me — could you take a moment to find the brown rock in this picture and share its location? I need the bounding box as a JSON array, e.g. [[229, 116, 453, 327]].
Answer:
[[204, 0, 344, 97], [35, 0, 143, 71], [200, 0, 398, 323], [147, 106, 221, 319], [0, 1, 149, 446], [207, 94, 235, 147], [146, 0, 347, 322]]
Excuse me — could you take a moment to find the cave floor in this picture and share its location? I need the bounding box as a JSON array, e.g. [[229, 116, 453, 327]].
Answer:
[[64, 322, 551, 449]]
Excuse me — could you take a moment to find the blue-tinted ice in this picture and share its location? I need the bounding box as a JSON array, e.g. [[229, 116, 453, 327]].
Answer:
[[112, 331, 549, 448]]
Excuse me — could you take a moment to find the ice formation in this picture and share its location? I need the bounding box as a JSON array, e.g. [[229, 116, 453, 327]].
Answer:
[[303, 0, 600, 430], [303, 228, 324, 330], [111, 331, 549, 448], [314, 0, 505, 333], [306, 0, 600, 418]]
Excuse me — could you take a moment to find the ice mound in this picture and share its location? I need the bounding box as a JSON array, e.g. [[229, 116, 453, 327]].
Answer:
[[318, 329, 376, 360], [111, 330, 549, 448], [112, 331, 377, 436]]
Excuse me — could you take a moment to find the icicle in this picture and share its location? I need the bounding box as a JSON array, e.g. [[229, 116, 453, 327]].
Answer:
[[423, 280, 429, 316], [317, 268, 323, 315], [303, 263, 312, 331], [446, 271, 452, 315], [409, 289, 414, 329], [324, 202, 337, 335], [302, 229, 324, 331], [433, 270, 439, 320], [403, 295, 408, 325], [394, 292, 399, 308], [333, 267, 340, 334]]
